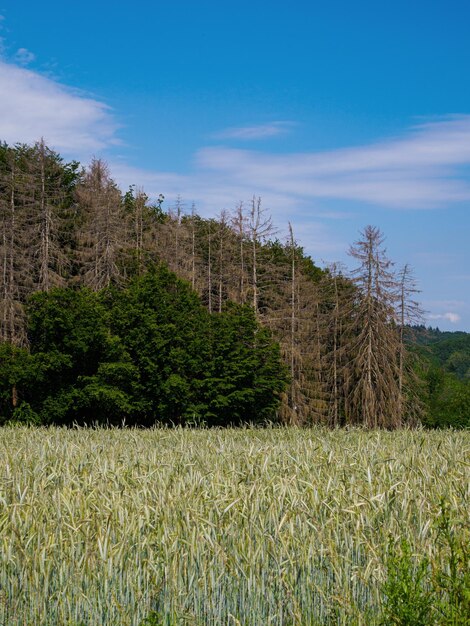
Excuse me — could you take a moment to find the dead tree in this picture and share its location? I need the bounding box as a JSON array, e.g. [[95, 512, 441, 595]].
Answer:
[[0, 144, 29, 348], [230, 202, 249, 304], [347, 226, 401, 428], [246, 196, 274, 316], [396, 263, 424, 423], [27, 139, 71, 291], [76, 159, 125, 290]]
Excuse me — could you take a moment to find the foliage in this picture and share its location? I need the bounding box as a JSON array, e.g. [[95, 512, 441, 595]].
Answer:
[[412, 358, 470, 429], [0, 266, 287, 426], [380, 500, 470, 625], [380, 538, 433, 626], [433, 499, 470, 624], [204, 302, 287, 424], [409, 326, 470, 380], [25, 287, 136, 425], [106, 266, 287, 425], [427, 373, 470, 428], [0, 342, 38, 423], [407, 327, 470, 428]]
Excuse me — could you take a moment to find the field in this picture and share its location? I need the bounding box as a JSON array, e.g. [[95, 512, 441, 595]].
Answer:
[[0, 427, 468, 625]]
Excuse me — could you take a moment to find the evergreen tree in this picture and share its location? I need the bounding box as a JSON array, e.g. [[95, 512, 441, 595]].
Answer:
[[264, 228, 324, 424], [25, 139, 80, 291]]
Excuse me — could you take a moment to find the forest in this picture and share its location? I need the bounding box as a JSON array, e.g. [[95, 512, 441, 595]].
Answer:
[[0, 139, 468, 428]]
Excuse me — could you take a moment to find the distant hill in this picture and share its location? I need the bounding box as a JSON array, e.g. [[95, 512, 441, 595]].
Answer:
[[405, 326, 470, 428], [407, 326, 470, 380]]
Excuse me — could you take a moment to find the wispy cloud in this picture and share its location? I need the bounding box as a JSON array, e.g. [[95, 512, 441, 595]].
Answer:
[[214, 121, 295, 140], [111, 116, 470, 229], [3, 53, 470, 213], [425, 299, 466, 326], [110, 161, 347, 258], [0, 59, 119, 155], [425, 299, 466, 309], [1, 49, 469, 278], [428, 312, 461, 324], [14, 47, 35, 65], [196, 116, 470, 209], [111, 160, 300, 218], [110, 115, 470, 262]]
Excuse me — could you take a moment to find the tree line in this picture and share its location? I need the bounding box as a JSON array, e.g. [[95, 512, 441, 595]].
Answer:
[[1, 139, 465, 427]]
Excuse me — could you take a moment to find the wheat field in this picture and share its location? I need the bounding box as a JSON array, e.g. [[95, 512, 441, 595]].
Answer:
[[0, 426, 468, 625]]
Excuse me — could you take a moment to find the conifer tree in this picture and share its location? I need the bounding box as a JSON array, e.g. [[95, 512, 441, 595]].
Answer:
[[123, 185, 161, 277], [319, 263, 354, 427], [28, 139, 72, 291], [0, 144, 29, 348], [230, 201, 249, 304], [206, 218, 214, 313], [260, 226, 323, 424], [246, 196, 274, 316], [396, 263, 424, 423], [189, 203, 197, 291], [215, 210, 233, 312], [76, 159, 125, 290], [168, 195, 184, 274], [132, 187, 147, 276], [347, 226, 401, 427]]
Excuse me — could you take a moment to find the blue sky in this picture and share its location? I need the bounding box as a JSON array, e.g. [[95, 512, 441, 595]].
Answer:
[[0, 0, 469, 330]]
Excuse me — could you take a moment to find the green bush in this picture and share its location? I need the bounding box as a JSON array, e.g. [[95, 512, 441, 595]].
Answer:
[[380, 538, 433, 626], [381, 500, 469, 625]]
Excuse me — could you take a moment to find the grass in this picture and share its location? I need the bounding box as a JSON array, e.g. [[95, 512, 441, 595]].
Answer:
[[0, 426, 468, 625]]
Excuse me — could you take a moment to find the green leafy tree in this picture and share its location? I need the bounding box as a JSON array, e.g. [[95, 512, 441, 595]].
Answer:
[[107, 265, 287, 426], [424, 371, 470, 428], [0, 343, 37, 423], [26, 287, 137, 424], [203, 302, 287, 425]]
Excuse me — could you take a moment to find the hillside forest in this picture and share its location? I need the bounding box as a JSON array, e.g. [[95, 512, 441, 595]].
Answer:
[[0, 140, 468, 428]]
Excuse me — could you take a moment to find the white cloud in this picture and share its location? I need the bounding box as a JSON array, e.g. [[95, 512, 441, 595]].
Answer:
[[105, 115, 470, 261], [110, 161, 345, 260], [1, 51, 469, 271], [0, 59, 119, 155], [14, 47, 35, 65], [2, 54, 470, 213], [194, 116, 470, 209], [428, 312, 461, 324], [109, 115, 470, 262], [214, 121, 295, 140], [111, 160, 300, 219]]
